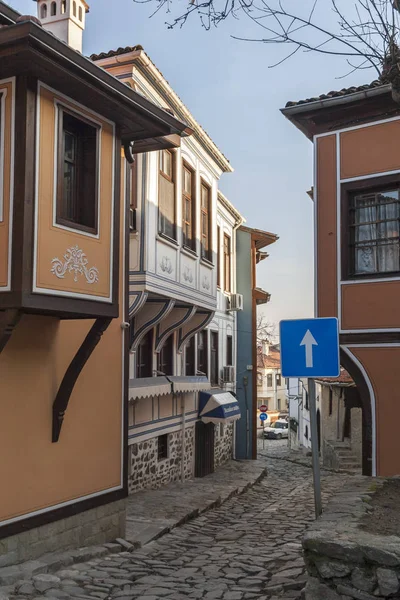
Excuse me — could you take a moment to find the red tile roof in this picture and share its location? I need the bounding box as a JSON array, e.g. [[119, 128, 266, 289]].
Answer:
[[285, 80, 384, 108], [316, 369, 354, 386], [257, 347, 281, 369]]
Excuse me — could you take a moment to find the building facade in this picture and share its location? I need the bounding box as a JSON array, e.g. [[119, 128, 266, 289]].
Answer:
[[283, 79, 400, 476], [92, 46, 244, 491], [0, 0, 190, 563], [257, 342, 287, 416]]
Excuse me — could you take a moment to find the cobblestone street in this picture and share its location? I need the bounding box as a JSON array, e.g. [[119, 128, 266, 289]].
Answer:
[[10, 444, 350, 600]]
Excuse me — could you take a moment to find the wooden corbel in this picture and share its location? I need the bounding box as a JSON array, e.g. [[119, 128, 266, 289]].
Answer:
[[52, 317, 112, 443], [0, 309, 21, 355]]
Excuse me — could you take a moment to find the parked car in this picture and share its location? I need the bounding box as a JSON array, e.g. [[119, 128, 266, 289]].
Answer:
[[263, 419, 289, 440]]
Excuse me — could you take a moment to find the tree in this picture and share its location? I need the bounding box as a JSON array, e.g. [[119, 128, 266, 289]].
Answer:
[[256, 313, 276, 344], [135, 0, 400, 100]]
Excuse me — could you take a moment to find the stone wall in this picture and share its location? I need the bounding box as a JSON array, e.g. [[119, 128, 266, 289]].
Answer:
[[214, 423, 233, 468], [303, 477, 400, 599], [128, 427, 195, 493], [351, 407, 363, 462], [0, 499, 126, 568]]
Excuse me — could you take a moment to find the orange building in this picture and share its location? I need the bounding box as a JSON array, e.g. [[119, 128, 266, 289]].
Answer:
[[283, 80, 400, 477], [0, 1, 189, 563]]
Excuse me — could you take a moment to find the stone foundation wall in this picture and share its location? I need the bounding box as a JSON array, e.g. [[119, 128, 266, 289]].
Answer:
[[0, 498, 126, 568], [128, 427, 195, 493], [214, 423, 233, 468], [303, 477, 400, 599]]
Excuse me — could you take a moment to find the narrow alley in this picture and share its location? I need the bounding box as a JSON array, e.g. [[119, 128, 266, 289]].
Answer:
[[10, 446, 350, 600]]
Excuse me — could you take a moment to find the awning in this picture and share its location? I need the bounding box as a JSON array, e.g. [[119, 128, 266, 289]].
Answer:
[[129, 376, 172, 400], [199, 390, 241, 424], [168, 376, 211, 394]]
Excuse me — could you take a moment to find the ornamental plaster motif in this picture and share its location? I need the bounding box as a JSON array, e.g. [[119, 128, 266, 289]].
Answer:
[[183, 266, 193, 284], [160, 256, 173, 274], [51, 245, 99, 284], [202, 275, 210, 291]]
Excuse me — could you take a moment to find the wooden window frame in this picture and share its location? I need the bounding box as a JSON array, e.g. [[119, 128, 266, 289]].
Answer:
[[136, 329, 153, 379], [223, 233, 231, 292], [182, 161, 196, 252], [157, 334, 174, 376], [342, 175, 400, 280], [158, 149, 177, 241], [56, 106, 100, 235], [200, 180, 212, 262], [210, 330, 219, 386]]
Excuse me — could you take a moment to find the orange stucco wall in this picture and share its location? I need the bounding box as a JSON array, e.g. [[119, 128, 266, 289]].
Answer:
[[340, 120, 400, 180], [0, 144, 125, 526], [350, 346, 400, 477], [316, 135, 338, 318], [35, 84, 114, 300], [0, 79, 14, 289], [342, 281, 400, 330]]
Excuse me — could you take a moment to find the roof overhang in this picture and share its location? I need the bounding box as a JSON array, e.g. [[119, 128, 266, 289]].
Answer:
[[0, 19, 192, 148], [0, 1, 19, 24], [254, 287, 271, 305], [240, 225, 279, 251], [281, 84, 395, 140]]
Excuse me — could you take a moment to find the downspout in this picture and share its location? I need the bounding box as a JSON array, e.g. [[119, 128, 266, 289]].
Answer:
[[232, 214, 244, 462], [181, 393, 186, 482]]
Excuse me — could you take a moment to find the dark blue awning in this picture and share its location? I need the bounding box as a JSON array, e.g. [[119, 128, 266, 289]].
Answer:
[[199, 390, 241, 424]]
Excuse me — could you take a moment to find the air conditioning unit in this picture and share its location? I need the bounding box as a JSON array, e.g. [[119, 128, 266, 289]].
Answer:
[[228, 293, 243, 312], [222, 365, 235, 383], [129, 208, 136, 232]]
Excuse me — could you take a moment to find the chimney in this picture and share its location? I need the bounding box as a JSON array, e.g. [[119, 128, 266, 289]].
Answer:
[[262, 340, 270, 356], [34, 0, 89, 53]]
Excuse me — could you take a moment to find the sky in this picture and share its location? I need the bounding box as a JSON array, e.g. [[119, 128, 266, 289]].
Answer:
[[9, 0, 373, 332]]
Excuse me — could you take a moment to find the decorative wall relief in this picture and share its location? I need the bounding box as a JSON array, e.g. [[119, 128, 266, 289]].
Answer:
[[160, 256, 173, 274], [201, 275, 211, 291], [51, 245, 99, 284], [183, 266, 194, 284]]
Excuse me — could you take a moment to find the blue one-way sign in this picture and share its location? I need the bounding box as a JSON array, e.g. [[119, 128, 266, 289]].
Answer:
[[280, 318, 339, 378]]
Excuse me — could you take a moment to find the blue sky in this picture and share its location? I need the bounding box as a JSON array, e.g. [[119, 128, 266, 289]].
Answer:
[[10, 0, 371, 330]]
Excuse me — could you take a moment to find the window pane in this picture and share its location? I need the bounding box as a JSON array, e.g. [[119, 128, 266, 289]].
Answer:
[[355, 245, 377, 274], [184, 168, 191, 195], [377, 242, 399, 272]]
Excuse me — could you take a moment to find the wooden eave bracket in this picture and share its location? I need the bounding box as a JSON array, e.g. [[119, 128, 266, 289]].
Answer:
[[52, 317, 112, 443], [0, 309, 21, 354]]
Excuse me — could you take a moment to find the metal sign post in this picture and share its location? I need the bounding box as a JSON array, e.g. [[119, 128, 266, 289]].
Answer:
[[308, 378, 322, 518], [280, 317, 339, 520]]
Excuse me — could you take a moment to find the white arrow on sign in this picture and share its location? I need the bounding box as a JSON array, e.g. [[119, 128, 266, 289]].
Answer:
[[300, 330, 318, 368]]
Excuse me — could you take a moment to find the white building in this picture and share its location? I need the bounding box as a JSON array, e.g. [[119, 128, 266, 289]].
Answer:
[[92, 45, 244, 491], [257, 342, 287, 415]]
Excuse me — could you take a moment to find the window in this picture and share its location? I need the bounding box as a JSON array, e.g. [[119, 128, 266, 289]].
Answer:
[[276, 374, 281, 386], [267, 374, 273, 387], [305, 390, 309, 411], [305, 425, 309, 440], [73, 1, 77, 16], [217, 226, 221, 287], [200, 181, 211, 261], [57, 109, 98, 234], [185, 336, 195, 376], [182, 163, 195, 250], [157, 335, 173, 376], [277, 398, 281, 411], [159, 150, 176, 240], [210, 331, 219, 386], [158, 434, 168, 460], [197, 330, 208, 376], [50, 1, 57, 15], [329, 388, 333, 416], [136, 329, 153, 378], [79, 5, 83, 20], [127, 159, 138, 232], [223, 234, 231, 292], [61, 0, 66, 13], [257, 373, 263, 387], [40, 3, 47, 18], [349, 188, 400, 276], [226, 335, 233, 366]]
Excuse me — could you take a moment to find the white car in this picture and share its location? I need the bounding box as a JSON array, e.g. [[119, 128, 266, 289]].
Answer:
[[263, 419, 289, 440]]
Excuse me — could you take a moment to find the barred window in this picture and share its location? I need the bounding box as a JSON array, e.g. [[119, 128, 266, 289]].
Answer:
[[350, 189, 400, 276]]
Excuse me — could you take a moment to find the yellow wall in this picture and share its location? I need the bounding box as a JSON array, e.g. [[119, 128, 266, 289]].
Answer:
[[35, 84, 114, 301], [0, 79, 14, 289]]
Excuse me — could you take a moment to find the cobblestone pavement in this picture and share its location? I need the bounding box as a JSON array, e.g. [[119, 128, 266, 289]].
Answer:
[[11, 448, 351, 600]]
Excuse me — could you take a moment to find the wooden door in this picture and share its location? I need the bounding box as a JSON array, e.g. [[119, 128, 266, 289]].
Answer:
[[195, 421, 215, 478]]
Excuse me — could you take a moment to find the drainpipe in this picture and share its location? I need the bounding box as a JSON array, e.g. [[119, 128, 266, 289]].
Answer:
[[243, 375, 249, 459], [181, 393, 186, 483]]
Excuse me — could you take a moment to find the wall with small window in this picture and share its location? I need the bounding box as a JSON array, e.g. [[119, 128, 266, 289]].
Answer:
[[34, 83, 116, 303], [0, 78, 14, 292], [316, 121, 400, 331]]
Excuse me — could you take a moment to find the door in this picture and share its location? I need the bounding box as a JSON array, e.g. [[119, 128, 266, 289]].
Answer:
[[195, 421, 215, 477], [210, 331, 219, 386]]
